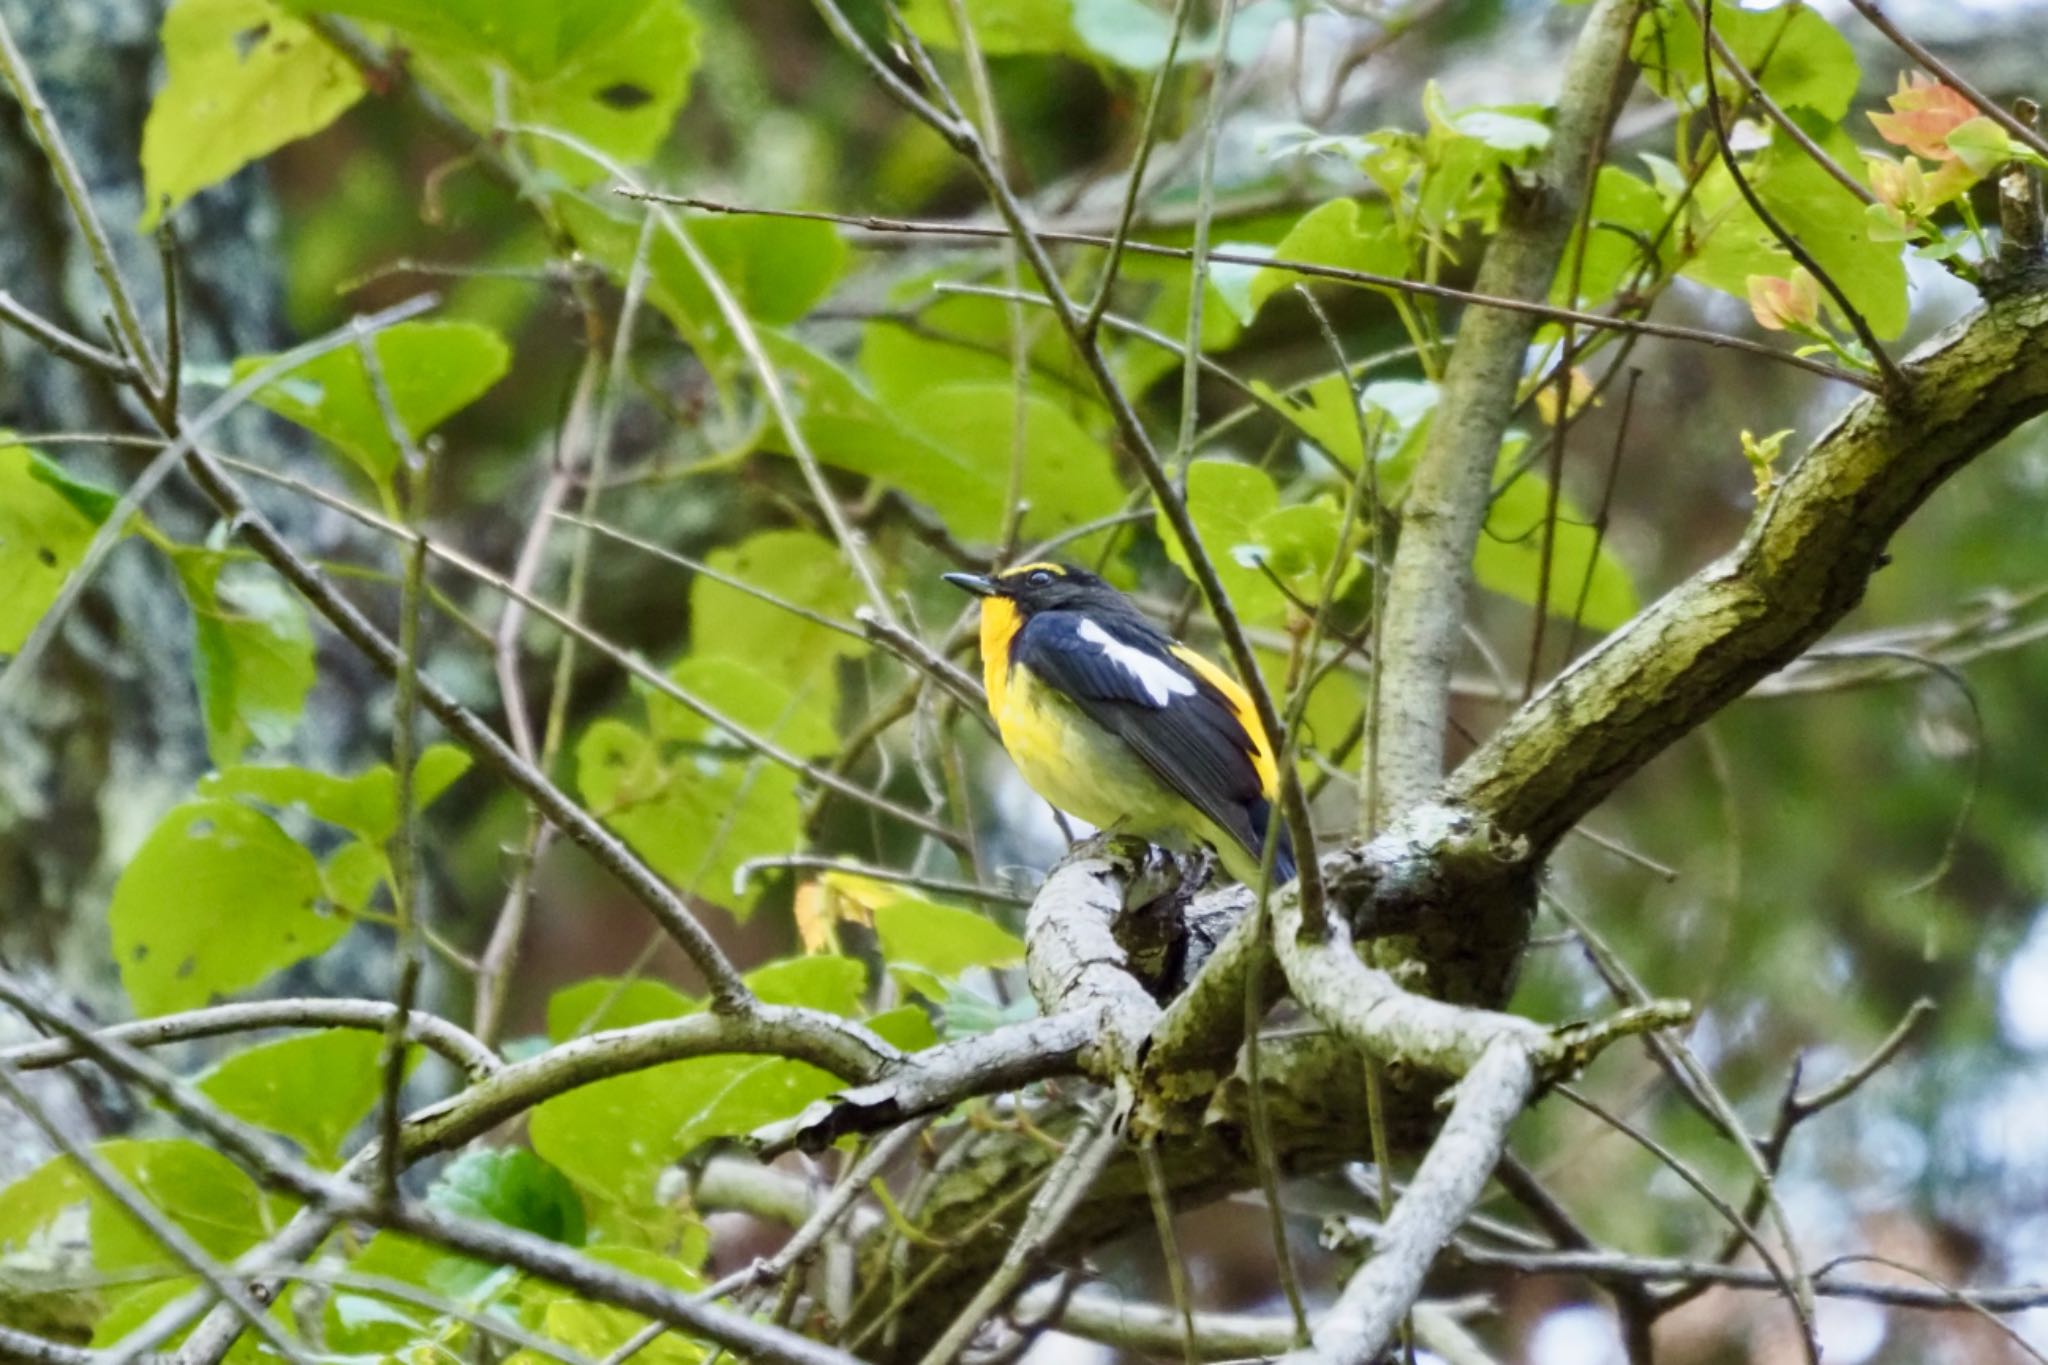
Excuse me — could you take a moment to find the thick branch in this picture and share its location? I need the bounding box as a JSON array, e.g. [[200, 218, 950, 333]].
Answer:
[[1445, 281, 2048, 850], [1287, 1039, 1536, 1365], [1369, 0, 1640, 819]]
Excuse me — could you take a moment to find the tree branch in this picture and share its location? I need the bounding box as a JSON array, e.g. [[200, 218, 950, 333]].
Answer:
[[1445, 282, 2048, 851], [1370, 0, 1642, 819]]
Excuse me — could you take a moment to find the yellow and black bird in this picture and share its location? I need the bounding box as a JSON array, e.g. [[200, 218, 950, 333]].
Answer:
[[945, 561, 1293, 888]]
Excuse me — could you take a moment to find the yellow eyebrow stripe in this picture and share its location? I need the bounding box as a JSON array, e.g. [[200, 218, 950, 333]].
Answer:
[[1001, 561, 1066, 578], [1167, 644, 1279, 797]]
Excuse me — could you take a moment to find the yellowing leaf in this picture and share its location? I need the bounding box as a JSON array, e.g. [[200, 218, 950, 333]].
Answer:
[[141, 0, 365, 227]]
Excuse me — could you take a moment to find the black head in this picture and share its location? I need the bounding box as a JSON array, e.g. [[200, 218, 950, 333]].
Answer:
[[943, 561, 1131, 618]]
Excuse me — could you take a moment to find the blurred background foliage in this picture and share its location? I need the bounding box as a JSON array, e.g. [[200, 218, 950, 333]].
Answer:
[[3, 0, 2048, 1361]]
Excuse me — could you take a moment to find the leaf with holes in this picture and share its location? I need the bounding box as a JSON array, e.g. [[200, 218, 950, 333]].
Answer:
[[141, 0, 365, 227], [0, 440, 105, 654], [110, 799, 342, 1015]]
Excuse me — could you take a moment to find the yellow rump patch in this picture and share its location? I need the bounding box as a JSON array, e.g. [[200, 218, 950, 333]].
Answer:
[[1168, 644, 1279, 797]]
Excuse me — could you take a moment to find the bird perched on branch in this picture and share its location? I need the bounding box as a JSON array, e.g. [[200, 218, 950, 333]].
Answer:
[[945, 561, 1293, 888]]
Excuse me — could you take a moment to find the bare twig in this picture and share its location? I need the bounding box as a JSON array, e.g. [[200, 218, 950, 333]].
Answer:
[[0, 997, 499, 1081], [1839, 0, 2048, 166], [625, 192, 1876, 388]]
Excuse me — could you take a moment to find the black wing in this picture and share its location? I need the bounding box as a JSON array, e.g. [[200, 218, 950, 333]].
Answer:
[[1011, 610, 1282, 869]]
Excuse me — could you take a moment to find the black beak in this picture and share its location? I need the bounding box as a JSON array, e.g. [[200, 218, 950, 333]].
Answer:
[[943, 572, 998, 598]]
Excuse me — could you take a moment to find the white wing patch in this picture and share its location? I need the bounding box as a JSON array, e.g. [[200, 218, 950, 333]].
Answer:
[[1077, 618, 1196, 706]]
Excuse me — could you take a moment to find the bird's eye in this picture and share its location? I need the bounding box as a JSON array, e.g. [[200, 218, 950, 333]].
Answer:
[[1025, 569, 1054, 587]]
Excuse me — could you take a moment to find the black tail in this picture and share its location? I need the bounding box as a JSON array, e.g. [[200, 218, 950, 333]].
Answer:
[[1247, 798, 1297, 885]]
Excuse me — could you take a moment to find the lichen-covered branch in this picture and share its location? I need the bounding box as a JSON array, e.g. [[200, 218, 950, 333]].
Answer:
[[1369, 0, 1641, 821], [1445, 280, 2048, 851]]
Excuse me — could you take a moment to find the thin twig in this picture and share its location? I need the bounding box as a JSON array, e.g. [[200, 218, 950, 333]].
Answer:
[[622, 192, 1878, 389], [1700, 0, 1906, 395], [1839, 0, 2048, 166]]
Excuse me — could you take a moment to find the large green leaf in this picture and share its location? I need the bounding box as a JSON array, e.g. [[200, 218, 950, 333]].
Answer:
[[1159, 459, 1353, 625], [1633, 0, 1859, 119], [428, 1149, 586, 1246], [140, 0, 366, 227], [285, 0, 699, 179], [764, 335, 1123, 544], [238, 320, 510, 499], [690, 529, 870, 678], [529, 957, 867, 1206], [562, 198, 849, 354], [0, 1140, 273, 1276], [199, 743, 473, 842], [196, 1029, 403, 1165], [0, 441, 102, 654], [171, 550, 316, 765], [1476, 448, 1638, 631], [896, 0, 1078, 55], [1556, 166, 1670, 306], [546, 977, 698, 1041], [110, 799, 342, 1015], [1248, 198, 1405, 318], [576, 718, 800, 915], [519, 1244, 706, 1364], [860, 276, 1095, 410], [1682, 122, 1907, 340]]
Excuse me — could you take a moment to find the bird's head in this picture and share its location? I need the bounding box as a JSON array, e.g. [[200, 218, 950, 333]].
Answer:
[[943, 561, 1123, 618]]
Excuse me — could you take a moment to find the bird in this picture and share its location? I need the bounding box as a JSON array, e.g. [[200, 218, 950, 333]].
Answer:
[[945, 561, 1294, 889]]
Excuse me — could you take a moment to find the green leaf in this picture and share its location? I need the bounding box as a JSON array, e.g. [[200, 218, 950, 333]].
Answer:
[[1684, 120, 1908, 340], [1248, 198, 1404, 317], [576, 718, 800, 916], [764, 335, 1124, 544], [896, 0, 1078, 55], [860, 272, 1096, 407], [172, 550, 316, 765], [1073, 0, 1287, 69], [1160, 459, 1352, 624], [1475, 448, 1638, 630], [1558, 167, 1669, 306], [0, 440, 102, 654], [238, 320, 510, 497], [520, 1244, 706, 1363], [428, 1148, 586, 1246], [322, 839, 386, 915], [287, 0, 700, 180], [110, 799, 341, 1015], [745, 955, 866, 1017], [547, 977, 698, 1042], [196, 1029, 401, 1165], [1633, 1, 1859, 119], [1945, 116, 2015, 175], [531, 957, 868, 1205], [871, 894, 1025, 977], [200, 743, 473, 842], [0, 1140, 273, 1275], [896, 384, 1126, 543], [690, 529, 869, 678], [24, 448, 123, 525], [140, 0, 366, 227], [559, 201, 847, 360]]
